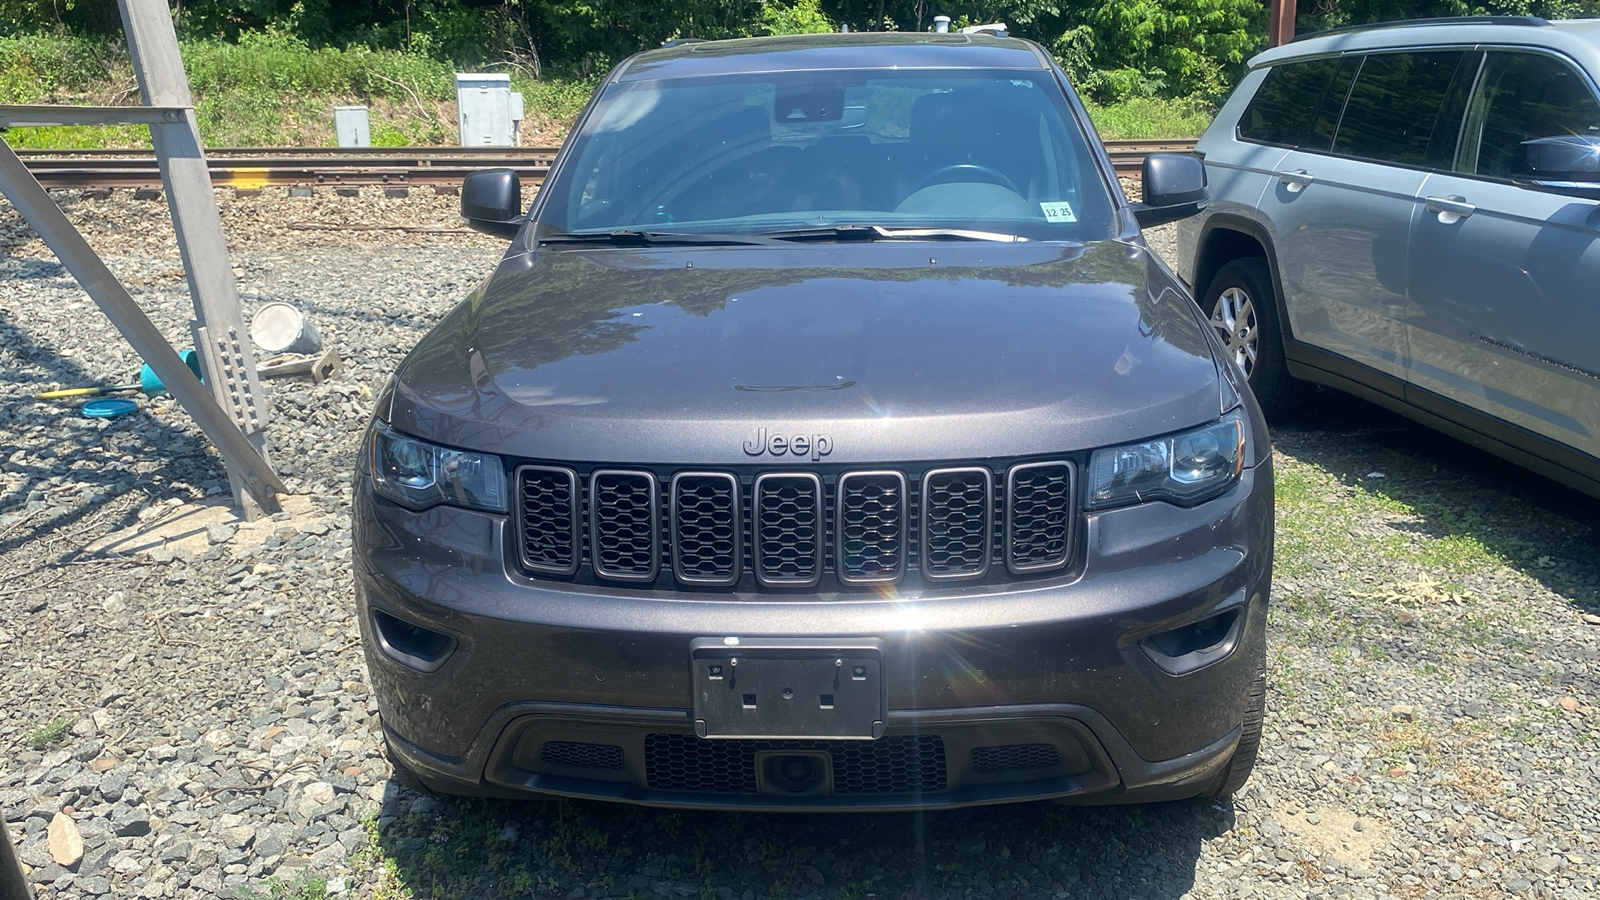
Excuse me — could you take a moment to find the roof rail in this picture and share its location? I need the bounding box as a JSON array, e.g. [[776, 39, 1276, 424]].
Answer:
[[1293, 15, 1550, 42]]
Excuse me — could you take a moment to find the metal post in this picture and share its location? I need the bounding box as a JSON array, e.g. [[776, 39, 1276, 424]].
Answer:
[[1268, 0, 1297, 47], [2, 816, 36, 900], [117, 0, 278, 518], [0, 140, 288, 507]]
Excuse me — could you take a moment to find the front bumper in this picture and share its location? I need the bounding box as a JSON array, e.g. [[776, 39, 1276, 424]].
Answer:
[[355, 463, 1271, 809]]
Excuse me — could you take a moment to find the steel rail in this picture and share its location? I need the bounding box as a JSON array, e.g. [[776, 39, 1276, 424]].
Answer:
[[12, 139, 1195, 190]]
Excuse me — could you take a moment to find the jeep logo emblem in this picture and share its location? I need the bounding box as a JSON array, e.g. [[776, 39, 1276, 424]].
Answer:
[[742, 427, 833, 461]]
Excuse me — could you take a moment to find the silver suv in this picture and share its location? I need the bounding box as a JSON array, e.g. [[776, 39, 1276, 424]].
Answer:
[[1179, 16, 1600, 497]]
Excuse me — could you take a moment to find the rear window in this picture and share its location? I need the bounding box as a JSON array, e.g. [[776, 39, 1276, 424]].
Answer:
[[1332, 51, 1465, 167], [537, 69, 1115, 241], [1238, 58, 1341, 147]]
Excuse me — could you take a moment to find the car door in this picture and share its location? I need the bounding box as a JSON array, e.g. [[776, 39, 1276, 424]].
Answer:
[[1406, 49, 1600, 461], [1258, 51, 1467, 387]]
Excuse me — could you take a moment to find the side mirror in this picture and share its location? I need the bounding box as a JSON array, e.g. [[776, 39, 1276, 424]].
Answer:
[[461, 168, 524, 238], [1132, 153, 1208, 228], [1516, 135, 1600, 200]]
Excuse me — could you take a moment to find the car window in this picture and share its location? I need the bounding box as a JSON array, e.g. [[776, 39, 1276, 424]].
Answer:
[[1303, 56, 1360, 152], [538, 69, 1115, 241], [1333, 51, 1465, 167], [1238, 57, 1339, 147], [1457, 51, 1600, 180]]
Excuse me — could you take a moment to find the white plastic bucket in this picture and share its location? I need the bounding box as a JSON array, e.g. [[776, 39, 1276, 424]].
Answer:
[[250, 302, 321, 355]]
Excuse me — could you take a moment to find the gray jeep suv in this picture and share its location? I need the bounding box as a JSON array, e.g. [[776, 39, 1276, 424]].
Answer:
[[1181, 16, 1600, 498], [355, 32, 1273, 810]]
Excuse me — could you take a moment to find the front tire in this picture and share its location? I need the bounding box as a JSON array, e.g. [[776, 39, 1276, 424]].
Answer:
[[1202, 258, 1303, 418], [1201, 663, 1266, 800]]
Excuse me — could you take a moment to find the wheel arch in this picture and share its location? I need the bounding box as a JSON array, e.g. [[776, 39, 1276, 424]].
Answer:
[[1193, 215, 1295, 348]]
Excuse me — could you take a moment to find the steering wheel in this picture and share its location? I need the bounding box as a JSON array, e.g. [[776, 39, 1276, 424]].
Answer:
[[916, 163, 1019, 194]]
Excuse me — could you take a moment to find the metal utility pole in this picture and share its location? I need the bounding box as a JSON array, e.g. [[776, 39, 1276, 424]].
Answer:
[[1, 816, 33, 900], [1269, 0, 1297, 47], [0, 0, 284, 518], [117, 0, 278, 519]]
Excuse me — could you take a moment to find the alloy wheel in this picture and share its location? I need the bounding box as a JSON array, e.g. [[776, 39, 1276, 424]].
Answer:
[[1210, 287, 1259, 377]]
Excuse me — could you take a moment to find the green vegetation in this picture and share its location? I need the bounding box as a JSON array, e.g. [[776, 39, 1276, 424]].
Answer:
[[1084, 96, 1216, 140], [245, 874, 328, 900], [8, 0, 1600, 123], [26, 716, 72, 751], [0, 28, 1205, 149], [0, 31, 599, 148]]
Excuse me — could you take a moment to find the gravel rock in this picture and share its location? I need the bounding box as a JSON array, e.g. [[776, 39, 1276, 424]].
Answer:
[[47, 812, 82, 866]]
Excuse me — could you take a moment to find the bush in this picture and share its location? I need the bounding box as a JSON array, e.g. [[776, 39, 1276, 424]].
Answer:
[[0, 32, 114, 103], [1084, 95, 1216, 140]]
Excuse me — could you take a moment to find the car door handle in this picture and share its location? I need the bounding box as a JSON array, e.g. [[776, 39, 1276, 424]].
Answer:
[[1277, 169, 1314, 192], [1424, 195, 1476, 222]]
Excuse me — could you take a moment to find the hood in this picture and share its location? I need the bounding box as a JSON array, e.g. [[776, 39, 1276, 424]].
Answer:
[[389, 240, 1222, 464]]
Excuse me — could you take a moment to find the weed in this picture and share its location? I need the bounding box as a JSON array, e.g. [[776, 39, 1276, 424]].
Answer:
[[27, 716, 71, 751], [1085, 95, 1214, 139]]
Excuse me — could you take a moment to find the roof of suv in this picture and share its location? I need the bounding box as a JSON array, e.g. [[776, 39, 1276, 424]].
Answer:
[[615, 32, 1052, 82], [1250, 17, 1600, 70]]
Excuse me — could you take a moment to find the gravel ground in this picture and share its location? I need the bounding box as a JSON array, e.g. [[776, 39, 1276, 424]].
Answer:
[[1, 187, 1597, 900]]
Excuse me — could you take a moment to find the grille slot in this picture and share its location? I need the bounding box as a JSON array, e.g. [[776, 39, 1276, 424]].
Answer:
[[753, 473, 824, 587], [516, 466, 580, 575], [1005, 461, 1074, 574], [921, 468, 993, 580], [670, 472, 741, 586], [589, 470, 659, 582], [836, 471, 907, 584], [644, 734, 947, 794], [540, 741, 624, 770], [972, 743, 1063, 772]]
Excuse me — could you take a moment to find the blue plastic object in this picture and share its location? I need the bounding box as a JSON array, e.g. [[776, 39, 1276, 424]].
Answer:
[[139, 348, 204, 396], [82, 398, 139, 418]]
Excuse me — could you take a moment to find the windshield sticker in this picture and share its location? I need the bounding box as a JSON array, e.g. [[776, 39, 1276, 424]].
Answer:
[[1040, 201, 1078, 223]]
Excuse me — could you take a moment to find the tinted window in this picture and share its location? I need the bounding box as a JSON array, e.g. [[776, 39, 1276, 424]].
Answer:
[[538, 70, 1115, 241], [1238, 58, 1339, 146], [1304, 56, 1360, 152], [1333, 51, 1465, 166], [1459, 52, 1600, 179]]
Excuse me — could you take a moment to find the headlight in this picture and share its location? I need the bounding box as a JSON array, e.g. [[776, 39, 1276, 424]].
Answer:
[[369, 423, 507, 512], [1087, 412, 1245, 509]]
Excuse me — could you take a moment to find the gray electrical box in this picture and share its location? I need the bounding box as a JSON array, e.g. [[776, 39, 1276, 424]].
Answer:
[[334, 106, 370, 147], [456, 73, 520, 146]]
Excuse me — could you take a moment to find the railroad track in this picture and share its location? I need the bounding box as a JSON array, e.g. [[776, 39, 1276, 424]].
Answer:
[[12, 139, 1195, 191]]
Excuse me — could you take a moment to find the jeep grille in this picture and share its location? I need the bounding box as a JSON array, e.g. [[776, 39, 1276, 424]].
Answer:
[[514, 460, 1077, 590]]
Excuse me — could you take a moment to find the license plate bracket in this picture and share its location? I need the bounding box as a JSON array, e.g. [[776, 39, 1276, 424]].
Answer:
[[690, 637, 885, 740]]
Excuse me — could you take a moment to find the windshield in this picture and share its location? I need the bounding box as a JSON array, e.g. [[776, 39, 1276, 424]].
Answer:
[[538, 68, 1116, 241]]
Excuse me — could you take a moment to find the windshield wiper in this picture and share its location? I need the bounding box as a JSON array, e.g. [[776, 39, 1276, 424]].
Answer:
[[757, 225, 1029, 243], [538, 229, 786, 246]]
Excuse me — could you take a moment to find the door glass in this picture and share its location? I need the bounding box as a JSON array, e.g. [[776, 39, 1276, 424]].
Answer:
[[1457, 52, 1600, 179], [1304, 56, 1360, 152], [1333, 51, 1465, 166], [1238, 58, 1339, 147]]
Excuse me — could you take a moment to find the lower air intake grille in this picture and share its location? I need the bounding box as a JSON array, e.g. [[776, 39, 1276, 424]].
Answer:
[[1006, 461, 1074, 573], [644, 734, 947, 794], [753, 473, 823, 587], [540, 741, 624, 770], [972, 743, 1063, 772]]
